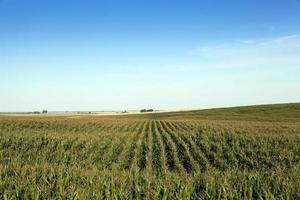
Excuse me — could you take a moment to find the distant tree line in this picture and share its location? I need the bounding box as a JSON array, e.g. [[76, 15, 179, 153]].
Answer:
[[140, 109, 154, 113], [33, 110, 48, 114], [77, 112, 92, 114]]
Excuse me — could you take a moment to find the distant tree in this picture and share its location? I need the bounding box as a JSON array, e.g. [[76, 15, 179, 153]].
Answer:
[[140, 109, 154, 113], [42, 110, 48, 114]]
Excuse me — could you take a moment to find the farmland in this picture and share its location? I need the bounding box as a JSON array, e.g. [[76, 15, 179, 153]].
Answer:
[[0, 103, 300, 199]]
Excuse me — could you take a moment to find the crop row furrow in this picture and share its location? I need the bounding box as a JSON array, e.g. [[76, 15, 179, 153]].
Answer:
[[156, 121, 183, 173], [131, 121, 148, 171], [160, 121, 197, 173], [116, 122, 143, 169], [166, 121, 209, 172], [120, 121, 145, 170], [193, 129, 227, 170], [99, 133, 129, 169], [146, 120, 153, 173], [137, 121, 150, 170], [151, 120, 166, 176]]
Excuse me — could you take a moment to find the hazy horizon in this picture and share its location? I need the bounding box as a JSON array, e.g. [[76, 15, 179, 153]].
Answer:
[[1, 0, 300, 112], [1, 102, 300, 113]]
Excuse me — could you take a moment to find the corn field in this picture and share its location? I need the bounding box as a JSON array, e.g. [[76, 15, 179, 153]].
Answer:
[[0, 104, 300, 199]]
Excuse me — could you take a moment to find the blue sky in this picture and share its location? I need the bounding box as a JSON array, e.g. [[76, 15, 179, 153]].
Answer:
[[1, 0, 300, 111]]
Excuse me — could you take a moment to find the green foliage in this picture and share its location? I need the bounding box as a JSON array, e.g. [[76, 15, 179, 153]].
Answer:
[[0, 103, 299, 199]]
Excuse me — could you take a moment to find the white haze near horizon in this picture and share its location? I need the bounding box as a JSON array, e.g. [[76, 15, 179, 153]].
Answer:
[[1, 35, 300, 112]]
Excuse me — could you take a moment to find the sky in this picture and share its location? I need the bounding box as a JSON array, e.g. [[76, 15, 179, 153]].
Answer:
[[0, 0, 300, 112]]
